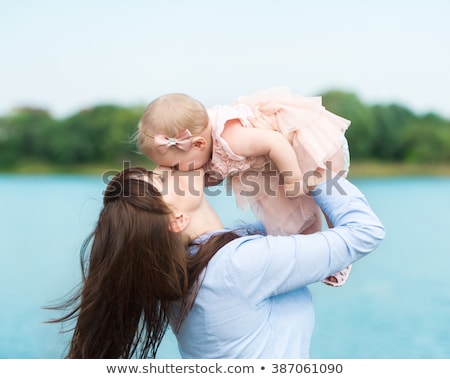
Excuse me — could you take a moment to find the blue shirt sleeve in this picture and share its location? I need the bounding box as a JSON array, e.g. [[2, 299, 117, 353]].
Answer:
[[223, 176, 386, 305]]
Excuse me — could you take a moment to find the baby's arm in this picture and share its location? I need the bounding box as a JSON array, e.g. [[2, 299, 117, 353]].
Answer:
[[221, 119, 304, 196]]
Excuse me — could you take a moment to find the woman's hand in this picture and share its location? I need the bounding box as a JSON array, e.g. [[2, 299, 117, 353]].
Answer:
[[306, 168, 326, 192]]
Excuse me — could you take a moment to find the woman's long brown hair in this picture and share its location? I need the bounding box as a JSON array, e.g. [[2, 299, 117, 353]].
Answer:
[[48, 167, 240, 358]]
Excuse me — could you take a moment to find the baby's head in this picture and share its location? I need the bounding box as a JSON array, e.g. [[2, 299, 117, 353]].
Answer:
[[136, 93, 211, 171]]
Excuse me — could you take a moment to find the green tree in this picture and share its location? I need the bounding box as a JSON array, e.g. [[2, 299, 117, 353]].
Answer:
[[0, 108, 56, 168], [370, 103, 416, 161], [401, 113, 450, 163], [321, 90, 376, 160], [48, 104, 144, 165]]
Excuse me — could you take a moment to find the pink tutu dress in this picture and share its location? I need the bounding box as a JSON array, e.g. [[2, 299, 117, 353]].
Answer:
[[205, 87, 350, 233], [205, 87, 352, 285]]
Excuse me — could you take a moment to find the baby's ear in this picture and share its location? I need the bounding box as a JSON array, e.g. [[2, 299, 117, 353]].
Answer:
[[168, 213, 191, 233], [192, 136, 207, 149]]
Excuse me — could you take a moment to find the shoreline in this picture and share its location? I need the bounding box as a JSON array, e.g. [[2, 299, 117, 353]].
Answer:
[[346, 162, 450, 178], [1, 161, 450, 177]]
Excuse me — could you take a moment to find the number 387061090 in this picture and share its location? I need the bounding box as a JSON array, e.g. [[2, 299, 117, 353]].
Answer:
[[271, 363, 343, 374]]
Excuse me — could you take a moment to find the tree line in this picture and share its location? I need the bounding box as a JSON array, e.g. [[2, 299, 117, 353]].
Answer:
[[1, 90, 449, 170]]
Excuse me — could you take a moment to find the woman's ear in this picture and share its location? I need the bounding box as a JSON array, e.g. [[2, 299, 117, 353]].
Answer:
[[191, 136, 207, 150], [168, 213, 191, 233]]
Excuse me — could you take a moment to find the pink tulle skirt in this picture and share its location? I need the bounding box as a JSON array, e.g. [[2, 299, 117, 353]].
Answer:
[[231, 87, 350, 235]]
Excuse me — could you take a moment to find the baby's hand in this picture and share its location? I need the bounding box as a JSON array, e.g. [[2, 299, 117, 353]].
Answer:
[[305, 168, 326, 191], [284, 168, 327, 196], [283, 179, 305, 198], [204, 172, 224, 187]]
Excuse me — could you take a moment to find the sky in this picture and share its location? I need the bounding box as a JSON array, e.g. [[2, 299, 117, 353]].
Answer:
[[1, 0, 449, 119]]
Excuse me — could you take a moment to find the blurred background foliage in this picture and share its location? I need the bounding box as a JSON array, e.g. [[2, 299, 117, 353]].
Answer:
[[1, 90, 449, 172]]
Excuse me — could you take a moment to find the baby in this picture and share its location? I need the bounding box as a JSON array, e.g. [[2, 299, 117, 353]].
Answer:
[[136, 87, 351, 286]]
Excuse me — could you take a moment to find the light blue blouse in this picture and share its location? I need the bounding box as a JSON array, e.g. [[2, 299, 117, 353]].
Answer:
[[170, 177, 385, 358]]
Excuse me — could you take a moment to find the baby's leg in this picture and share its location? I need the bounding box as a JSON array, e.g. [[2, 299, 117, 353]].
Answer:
[[322, 266, 352, 287]]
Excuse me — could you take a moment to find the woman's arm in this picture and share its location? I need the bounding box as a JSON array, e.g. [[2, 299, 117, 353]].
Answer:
[[221, 119, 304, 196], [224, 175, 385, 303]]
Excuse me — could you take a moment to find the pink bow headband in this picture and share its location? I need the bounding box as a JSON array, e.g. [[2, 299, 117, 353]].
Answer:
[[143, 129, 195, 154]]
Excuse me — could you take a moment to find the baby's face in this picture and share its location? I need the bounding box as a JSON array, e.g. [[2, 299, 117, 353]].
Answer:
[[150, 166, 206, 215], [147, 144, 210, 171]]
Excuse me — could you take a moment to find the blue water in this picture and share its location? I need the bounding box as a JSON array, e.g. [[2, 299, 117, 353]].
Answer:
[[1, 174, 449, 359]]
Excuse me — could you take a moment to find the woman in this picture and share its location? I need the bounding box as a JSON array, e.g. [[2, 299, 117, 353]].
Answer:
[[50, 165, 384, 358]]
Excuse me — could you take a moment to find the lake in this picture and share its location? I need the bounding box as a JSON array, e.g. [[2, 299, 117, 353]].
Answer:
[[1, 174, 449, 358]]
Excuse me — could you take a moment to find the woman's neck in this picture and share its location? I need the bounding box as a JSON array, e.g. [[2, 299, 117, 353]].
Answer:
[[184, 197, 223, 242]]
